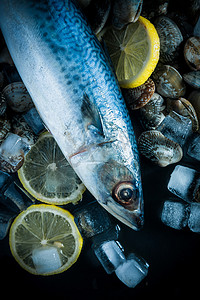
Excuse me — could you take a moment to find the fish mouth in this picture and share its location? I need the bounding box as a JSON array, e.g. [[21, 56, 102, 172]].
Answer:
[[99, 195, 144, 231]]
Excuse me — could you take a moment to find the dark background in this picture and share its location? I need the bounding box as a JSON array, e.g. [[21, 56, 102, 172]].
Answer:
[[0, 0, 200, 298]]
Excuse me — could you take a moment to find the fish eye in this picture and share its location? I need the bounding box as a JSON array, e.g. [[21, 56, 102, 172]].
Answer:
[[119, 187, 133, 201], [112, 181, 138, 208]]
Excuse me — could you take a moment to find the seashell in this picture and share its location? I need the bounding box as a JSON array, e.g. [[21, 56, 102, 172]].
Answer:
[[2, 82, 34, 113], [83, 0, 111, 35], [112, 0, 143, 30], [122, 78, 155, 110], [152, 64, 186, 98], [184, 36, 200, 71], [170, 14, 194, 40], [154, 16, 183, 64], [140, 92, 165, 130], [0, 114, 11, 142], [166, 97, 199, 132], [0, 92, 7, 116], [138, 130, 183, 167], [188, 90, 200, 131], [183, 70, 200, 89], [11, 114, 37, 146]]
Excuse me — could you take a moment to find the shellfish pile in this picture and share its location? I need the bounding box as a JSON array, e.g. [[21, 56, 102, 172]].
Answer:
[[120, 8, 200, 167], [80, 0, 200, 167]]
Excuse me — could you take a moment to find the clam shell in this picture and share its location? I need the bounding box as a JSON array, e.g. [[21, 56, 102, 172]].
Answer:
[[184, 36, 200, 71], [122, 78, 155, 110], [138, 130, 183, 167], [183, 71, 200, 89], [153, 65, 186, 98], [140, 92, 165, 130], [112, 0, 143, 29], [2, 82, 34, 113], [188, 90, 200, 132], [154, 16, 183, 64], [166, 97, 199, 132]]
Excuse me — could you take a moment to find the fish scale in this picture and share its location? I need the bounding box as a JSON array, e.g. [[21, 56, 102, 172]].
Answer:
[[0, 0, 144, 230]]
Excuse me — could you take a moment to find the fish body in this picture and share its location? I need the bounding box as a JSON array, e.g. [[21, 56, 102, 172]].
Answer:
[[0, 0, 144, 230]]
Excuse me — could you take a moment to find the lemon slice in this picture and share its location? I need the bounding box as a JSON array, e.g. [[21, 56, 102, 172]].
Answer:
[[9, 204, 83, 275], [18, 132, 86, 205], [103, 16, 160, 88]]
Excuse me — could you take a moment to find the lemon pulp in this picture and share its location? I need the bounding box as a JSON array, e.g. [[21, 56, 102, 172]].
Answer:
[[9, 204, 83, 275], [18, 132, 86, 205], [103, 16, 160, 88]]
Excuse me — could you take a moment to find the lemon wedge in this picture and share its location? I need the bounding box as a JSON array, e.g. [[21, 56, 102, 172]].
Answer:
[[103, 16, 160, 88], [9, 204, 83, 275], [18, 132, 86, 205]]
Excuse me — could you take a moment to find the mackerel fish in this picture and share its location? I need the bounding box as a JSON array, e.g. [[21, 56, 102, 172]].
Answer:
[[0, 0, 144, 230]]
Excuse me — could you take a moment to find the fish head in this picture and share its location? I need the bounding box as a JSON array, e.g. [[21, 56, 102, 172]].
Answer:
[[98, 157, 144, 231], [71, 138, 144, 231]]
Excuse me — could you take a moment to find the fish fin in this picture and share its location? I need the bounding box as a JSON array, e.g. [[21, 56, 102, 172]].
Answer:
[[81, 93, 104, 138]]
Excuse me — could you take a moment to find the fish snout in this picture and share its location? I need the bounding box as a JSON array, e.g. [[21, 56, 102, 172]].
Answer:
[[99, 192, 144, 231]]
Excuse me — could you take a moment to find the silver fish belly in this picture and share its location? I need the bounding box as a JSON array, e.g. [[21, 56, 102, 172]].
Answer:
[[0, 0, 144, 230]]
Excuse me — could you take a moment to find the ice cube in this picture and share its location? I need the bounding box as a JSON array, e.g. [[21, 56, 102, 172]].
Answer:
[[188, 203, 200, 233], [115, 253, 149, 288], [161, 200, 190, 230], [93, 240, 126, 274], [167, 165, 200, 202], [3, 182, 33, 212], [23, 108, 45, 135], [12, 114, 37, 146], [0, 133, 30, 173], [92, 224, 120, 245], [187, 134, 200, 161], [0, 208, 16, 240], [32, 246, 62, 274], [74, 201, 113, 239], [157, 111, 193, 147], [0, 170, 11, 191]]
